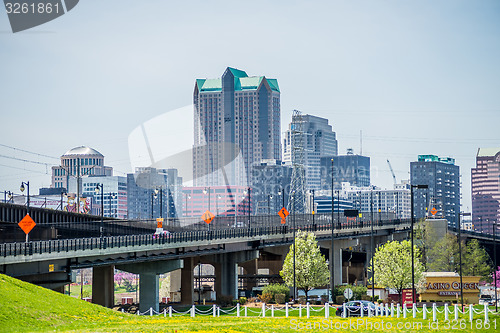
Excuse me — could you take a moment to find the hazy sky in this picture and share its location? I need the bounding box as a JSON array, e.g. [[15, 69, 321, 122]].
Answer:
[[1, 0, 499, 210]]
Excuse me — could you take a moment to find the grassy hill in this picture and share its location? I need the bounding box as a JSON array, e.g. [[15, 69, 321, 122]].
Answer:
[[1, 273, 498, 333], [0, 274, 129, 332]]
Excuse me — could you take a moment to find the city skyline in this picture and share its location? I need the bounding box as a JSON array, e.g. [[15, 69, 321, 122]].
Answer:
[[1, 1, 499, 212]]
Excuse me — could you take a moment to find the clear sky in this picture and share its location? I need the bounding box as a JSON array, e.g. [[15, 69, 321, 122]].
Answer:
[[1, 0, 499, 211]]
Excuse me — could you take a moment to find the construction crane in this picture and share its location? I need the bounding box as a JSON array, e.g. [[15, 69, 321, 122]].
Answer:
[[387, 159, 397, 186]]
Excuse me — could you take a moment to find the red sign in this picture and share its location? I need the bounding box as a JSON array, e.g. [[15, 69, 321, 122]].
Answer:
[[202, 210, 215, 224], [402, 289, 416, 305], [18, 214, 36, 234]]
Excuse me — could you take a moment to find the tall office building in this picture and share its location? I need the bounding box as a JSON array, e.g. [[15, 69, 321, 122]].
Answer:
[[51, 146, 112, 190], [127, 167, 183, 220], [77, 176, 127, 218], [251, 159, 292, 214], [471, 148, 500, 234], [319, 150, 370, 190], [193, 67, 281, 188], [410, 155, 460, 227], [283, 114, 338, 190]]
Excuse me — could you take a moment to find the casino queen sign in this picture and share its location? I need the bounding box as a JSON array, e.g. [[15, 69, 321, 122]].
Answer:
[[420, 273, 481, 303]]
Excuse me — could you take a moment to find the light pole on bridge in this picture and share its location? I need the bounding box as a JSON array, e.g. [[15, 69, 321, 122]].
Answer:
[[410, 183, 428, 304], [95, 184, 104, 240], [330, 158, 334, 302]]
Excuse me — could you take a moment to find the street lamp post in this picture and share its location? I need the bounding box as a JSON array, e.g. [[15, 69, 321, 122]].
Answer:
[[291, 191, 296, 302], [279, 187, 285, 209], [185, 193, 191, 217], [95, 184, 104, 240], [267, 194, 273, 215], [337, 190, 340, 228], [410, 184, 428, 304], [217, 194, 222, 216], [158, 188, 163, 219], [493, 220, 498, 312], [60, 191, 67, 211], [20, 181, 30, 215], [458, 211, 471, 310], [108, 192, 116, 218], [204, 187, 211, 232], [330, 158, 334, 302], [4, 190, 13, 203], [370, 189, 374, 300], [311, 189, 315, 229], [151, 191, 156, 219]]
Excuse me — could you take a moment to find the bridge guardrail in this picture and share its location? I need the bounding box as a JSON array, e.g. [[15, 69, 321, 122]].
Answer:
[[0, 212, 401, 243], [0, 217, 410, 258]]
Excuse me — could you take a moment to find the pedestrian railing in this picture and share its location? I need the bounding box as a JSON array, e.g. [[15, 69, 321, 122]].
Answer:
[[133, 302, 499, 325]]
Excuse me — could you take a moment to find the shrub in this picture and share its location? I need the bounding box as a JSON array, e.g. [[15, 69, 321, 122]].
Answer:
[[275, 293, 286, 304], [238, 297, 247, 305], [258, 292, 272, 304], [335, 296, 345, 304], [216, 295, 234, 307], [332, 284, 367, 300], [262, 284, 290, 303]]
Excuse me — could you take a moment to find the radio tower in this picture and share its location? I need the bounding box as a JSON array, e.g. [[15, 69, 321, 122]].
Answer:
[[288, 110, 307, 213]]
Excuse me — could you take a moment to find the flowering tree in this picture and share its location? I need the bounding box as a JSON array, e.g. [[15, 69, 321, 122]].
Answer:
[[280, 230, 329, 301], [369, 240, 425, 304], [114, 271, 136, 291], [493, 266, 500, 288]]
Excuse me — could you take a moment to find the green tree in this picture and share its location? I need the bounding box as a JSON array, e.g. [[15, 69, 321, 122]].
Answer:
[[414, 219, 433, 270], [369, 240, 424, 304], [463, 239, 492, 280], [426, 234, 492, 281], [280, 230, 329, 301], [427, 233, 459, 272]]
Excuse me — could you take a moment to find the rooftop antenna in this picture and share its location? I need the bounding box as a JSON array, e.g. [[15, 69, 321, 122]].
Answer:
[[360, 130, 363, 155]]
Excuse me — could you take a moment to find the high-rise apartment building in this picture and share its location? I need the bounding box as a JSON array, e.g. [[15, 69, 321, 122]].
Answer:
[[127, 167, 183, 220], [410, 155, 460, 227], [193, 67, 281, 187], [320, 150, 370, 190], [251, 159, 292, 214], [77, 176, 127, 219], [471, 148, 500, 234], [283, 114, 338, 190]]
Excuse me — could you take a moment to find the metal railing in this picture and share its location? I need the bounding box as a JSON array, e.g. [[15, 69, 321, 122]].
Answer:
[[0, 216, 410, 257]]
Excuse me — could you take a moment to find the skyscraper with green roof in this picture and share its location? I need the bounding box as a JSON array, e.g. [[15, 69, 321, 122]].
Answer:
[[193, 67, 281, 188]]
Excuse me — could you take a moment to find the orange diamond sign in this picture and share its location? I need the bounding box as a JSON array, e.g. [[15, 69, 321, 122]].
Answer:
[[278, 207, 289, 219], [202, 210, 215, 224], [430, 207, 437, 216], [156, 217, 164, 228], [18, 214, 36, 234]]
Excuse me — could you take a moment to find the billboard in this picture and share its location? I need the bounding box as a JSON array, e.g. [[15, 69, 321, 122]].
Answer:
[[10, 195, 92, 214]]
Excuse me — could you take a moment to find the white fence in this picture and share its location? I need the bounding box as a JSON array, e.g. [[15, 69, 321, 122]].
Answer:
[[130, 302, 499, 323]]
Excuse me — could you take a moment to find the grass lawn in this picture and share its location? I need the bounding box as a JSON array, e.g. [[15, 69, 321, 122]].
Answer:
[[0, 273, 498, 332]]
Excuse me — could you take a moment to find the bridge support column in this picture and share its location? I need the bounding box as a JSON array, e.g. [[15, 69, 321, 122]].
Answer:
[[92, 265, 115, 308], [117, 260, 183, 313], [240, 259, 258, 295], [209, 250, 259, 300], [180, 257, 194, 305]]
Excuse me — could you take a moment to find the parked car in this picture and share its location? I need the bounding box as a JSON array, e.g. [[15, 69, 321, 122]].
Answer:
[[479, 295, 494, 306], [336, 300, 376, 317]]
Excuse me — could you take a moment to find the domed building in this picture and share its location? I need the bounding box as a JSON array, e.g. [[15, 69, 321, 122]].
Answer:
[[51, 146, 113, 189]]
